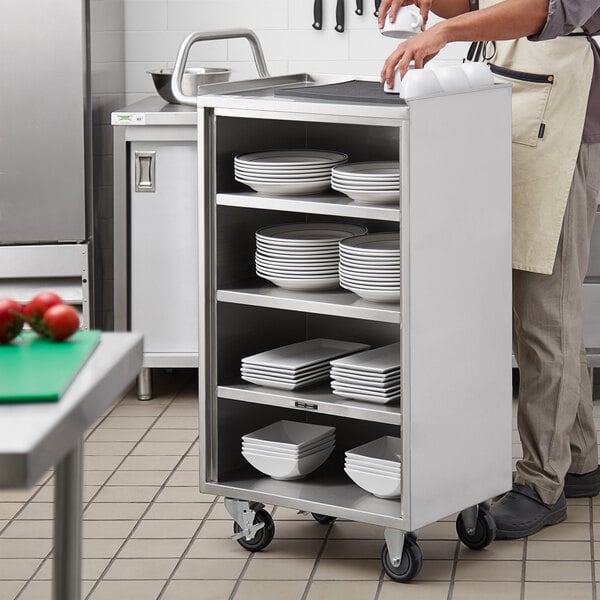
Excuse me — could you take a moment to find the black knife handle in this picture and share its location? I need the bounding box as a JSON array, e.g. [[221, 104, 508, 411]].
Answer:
[[374, 0, 382, 16], [312, 0, 323, 30], [356, 0, 363, 15], [335, 0, 345, 32]]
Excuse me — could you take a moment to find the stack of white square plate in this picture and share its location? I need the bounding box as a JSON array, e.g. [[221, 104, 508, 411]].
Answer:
[[241, 338, 371, 390], [256, 222, 368, 291], [330, 343, 401, 404], [242, 420, 336, 480], [339, 232, 400, 303], [344, 436, 401, 498], [331, 161, 400, 204], [235, 150, 348, 196]]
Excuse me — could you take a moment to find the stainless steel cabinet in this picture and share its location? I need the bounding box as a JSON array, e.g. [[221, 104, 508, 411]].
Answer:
[[113, 98, 198, 399]]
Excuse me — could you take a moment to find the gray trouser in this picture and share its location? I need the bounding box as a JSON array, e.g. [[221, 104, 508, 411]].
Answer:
[[513, 142, 600, 505]]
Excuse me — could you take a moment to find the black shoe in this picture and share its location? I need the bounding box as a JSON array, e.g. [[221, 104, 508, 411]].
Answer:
[[490, 483, 567, 539], [564, 466, 600, 498]]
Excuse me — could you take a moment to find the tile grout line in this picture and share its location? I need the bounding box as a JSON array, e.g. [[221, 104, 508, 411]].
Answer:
[[520, 535, 527, 600], [445, 540, 461, 600], [298, 515, 336, 600], [372, 554, 387, 600]]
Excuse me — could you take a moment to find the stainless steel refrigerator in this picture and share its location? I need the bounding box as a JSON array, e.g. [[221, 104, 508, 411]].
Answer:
[[0, 0, 101, 326]]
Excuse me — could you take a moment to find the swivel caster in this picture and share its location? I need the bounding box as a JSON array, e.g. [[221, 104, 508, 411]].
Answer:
[[311, 513, 336, 525], [456, 505, 496, 550], [381, 535, 423, 582], [233, 508, 275, 552]]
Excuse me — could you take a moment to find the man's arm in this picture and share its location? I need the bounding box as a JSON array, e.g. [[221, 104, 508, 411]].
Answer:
[[378, 0, 471, 30], [381, 0, 548, 84]]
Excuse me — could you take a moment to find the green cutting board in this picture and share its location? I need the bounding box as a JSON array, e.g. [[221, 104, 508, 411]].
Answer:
[[0, 330, 101, 403]]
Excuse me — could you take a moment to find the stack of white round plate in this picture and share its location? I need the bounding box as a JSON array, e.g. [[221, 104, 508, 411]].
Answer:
[[331, 161, 400, 204], [235, 150, 348, 196], [256, 222, 368, 291], [339, 232, 400, 302]]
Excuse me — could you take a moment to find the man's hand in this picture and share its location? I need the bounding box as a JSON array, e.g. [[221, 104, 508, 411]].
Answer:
[[378, 0, 433, 30], [380, 24, 450, 85]]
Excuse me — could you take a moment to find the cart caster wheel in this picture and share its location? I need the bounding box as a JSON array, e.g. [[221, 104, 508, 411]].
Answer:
[[311, 513, 336, 525], [233, 509, 275, 552], [456, 508, 496, 550], [381, 536, 423, 582]]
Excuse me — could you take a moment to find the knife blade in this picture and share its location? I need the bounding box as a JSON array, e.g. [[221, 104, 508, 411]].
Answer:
[[356, 0, 363, 15], [374, 0, 381, 16], [312, 0, 323, 30], [335, 0, 345, 32]]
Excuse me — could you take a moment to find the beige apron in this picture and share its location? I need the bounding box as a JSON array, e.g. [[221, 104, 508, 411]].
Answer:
[[476, 0, 594, 274]]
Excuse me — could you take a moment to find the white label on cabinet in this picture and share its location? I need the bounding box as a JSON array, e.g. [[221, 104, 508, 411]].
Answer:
[[112, 112, 146, 126]]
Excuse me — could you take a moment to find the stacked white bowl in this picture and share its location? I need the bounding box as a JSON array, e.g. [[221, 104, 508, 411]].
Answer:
[[242, 420, 336, 481], [241, 338, 371, 391], [256, 222, 368, 291], [330, 343, 401, 404], [331, 161, 400, 204], [339, 232, 401, 303], [344, 436, 401, 498], [234, 150, 348, 196]]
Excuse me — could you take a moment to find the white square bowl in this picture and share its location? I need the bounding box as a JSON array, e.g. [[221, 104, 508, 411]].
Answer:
[[242, 435, 335, 456], [344, 467, 401, 498], [345, 457, 400, 475], [345, 436, 401, 469], [242, 420, 336, 451], [242, 445, 334, 480]]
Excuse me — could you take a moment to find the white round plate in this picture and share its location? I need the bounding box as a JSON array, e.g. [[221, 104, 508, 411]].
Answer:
[[236, 174, 331, 183], [239, 180, 331, 195], [332, 180, 400, 191], [257, 245, 339, 256], [235, 165, 335, 175], [340, 255, 400, 266], [340, 275, 400, 285], [340, 284, 400, 303], [335, 189, 400, 203], [256, 253, 338, 265], [340, 233, 400, 254], [258, 267, 339, 277], [332, 174, 399, 183], [258, 273, 340, 291], [339, 264, 400, 275], [332, 161, 400, 178], [236, 150, 348, 167], [256, 258, 339, 270], [340, 278, 400, 289], [257, 237, 340, 249], [257, 223, 367, 245]]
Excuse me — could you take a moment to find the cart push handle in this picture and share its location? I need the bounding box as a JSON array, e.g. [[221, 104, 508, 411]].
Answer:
[[171, 29, 271, 106]]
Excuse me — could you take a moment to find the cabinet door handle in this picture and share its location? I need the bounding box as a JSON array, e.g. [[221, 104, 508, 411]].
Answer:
[[135, 151, 156, 192]]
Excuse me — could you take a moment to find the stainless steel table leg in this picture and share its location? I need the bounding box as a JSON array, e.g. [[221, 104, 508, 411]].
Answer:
[[53, 438, 83, 600], [137, 367, 152, 401]]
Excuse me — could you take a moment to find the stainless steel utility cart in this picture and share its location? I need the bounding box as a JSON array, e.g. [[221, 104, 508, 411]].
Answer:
[[181, 33, 514, 581]]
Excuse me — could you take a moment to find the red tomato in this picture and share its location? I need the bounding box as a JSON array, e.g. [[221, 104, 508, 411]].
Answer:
[[0, 298, 24, 343], [41, 304, 80, 341], [23, 292, 64, 334]]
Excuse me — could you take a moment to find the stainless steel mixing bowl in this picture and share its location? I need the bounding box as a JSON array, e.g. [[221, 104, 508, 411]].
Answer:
[[148, 67, 232, 104]]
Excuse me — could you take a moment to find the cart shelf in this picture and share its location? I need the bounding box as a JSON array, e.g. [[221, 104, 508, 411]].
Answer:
[[208, 465, 404, 529], [217, 284, 400, 323], [216, 192, 401, 222], [218, 382, 401, 425]]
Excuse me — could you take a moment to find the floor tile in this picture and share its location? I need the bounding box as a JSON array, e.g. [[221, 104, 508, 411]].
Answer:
[[176, 456, 198, 471], [270, 520, 329, 540], [167, 470, 200, 487], [131, 442, 192, 456], [86, 429, 148, 442], [82, 539, 123, 559], [253, 538, 323, 559], [118, 455, 181, 471], [97, 416, 156, 429], [305, 580, 379, 600], [2, 520, 53, 539], [88, 579, 164, 600], [143, 428, 198, 442], [322, 539, 382, 559], [312, 558, 381, 580], [0, 580, 25, 600], [84, 441, 136, 456], [454, 560, 522, 581], [415, 559, 454, 581], [566, 505, 592, 522], [0, 504, 21, 520], [525, 560, 592, 581], [84, 502, 148, 520], [379, 581, 450, 599], [458, 539, 524, 561], [0, 489, 39, 503], [233, 579, 306, 600], [14, 580, 52, 600], [0, 558, 43, 579], [106, 470, 171, 486], [82, 519, 137, 539], [526, 540, 590, 561], [187, 537, 257, 559], [83, 471, 113, 486], [155, 487, 214, 503], [161, 579, 236, 600], [420, 540, 457, 560], [196, 520, 234, 539], [0, 538, 52, 559], [243, 558, 315, 580], [104, 557, 178, 579], [93, 485, 159, 503], [144, 502, 209, 520], [452, 581, 521, 600], [118, 538, 189, 558], [84, 456, 123, 471], [17, 503, 53, 520], [152, 416, 199, 429], [110, 405, 165, 417], [328, 521, 382, 539], [131, 519, 201, 539], [35, 557, 111, 581], [418, 522, 458, 540], [523, 582, 594, 600], [173, 558, 247, 580], [529, 522, 590, 541]]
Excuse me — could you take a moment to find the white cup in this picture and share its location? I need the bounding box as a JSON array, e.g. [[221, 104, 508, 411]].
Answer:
[[459, 62, 495, 89], [383, 69, 402, 93], [381, 6, 423, 39], [392, 69, 442, 99], [427, 64, 471, 93]]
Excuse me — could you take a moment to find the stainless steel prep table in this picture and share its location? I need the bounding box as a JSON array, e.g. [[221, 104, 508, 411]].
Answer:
[[195, 74, 514, 580], [0, 333, 142, 600]]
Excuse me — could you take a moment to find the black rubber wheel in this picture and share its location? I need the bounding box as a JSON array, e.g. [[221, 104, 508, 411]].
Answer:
[[456, 508, 496, 550], [233, 508, 275, 552], [381, 536, 423, 583], [311, 513, 336, 525]]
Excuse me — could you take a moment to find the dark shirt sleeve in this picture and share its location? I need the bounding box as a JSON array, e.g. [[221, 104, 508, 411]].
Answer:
[[528, 0, 600, 41]]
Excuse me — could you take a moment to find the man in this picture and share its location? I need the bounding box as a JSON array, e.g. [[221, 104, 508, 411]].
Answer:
[[378, 0, 600, 539]]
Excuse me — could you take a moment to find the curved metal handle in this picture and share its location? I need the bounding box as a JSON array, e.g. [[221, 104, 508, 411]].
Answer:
[[171, 29, 270, 106]]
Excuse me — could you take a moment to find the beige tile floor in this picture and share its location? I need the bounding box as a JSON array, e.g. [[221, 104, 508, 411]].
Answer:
[[1, 369, 600, 600]]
